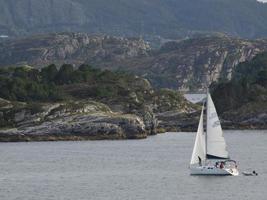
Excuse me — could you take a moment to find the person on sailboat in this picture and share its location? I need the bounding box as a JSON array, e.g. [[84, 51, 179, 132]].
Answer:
[[219, 162, 224, 169], [198, 156, 202, 166]]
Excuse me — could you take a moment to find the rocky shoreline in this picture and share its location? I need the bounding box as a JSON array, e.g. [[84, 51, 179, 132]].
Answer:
[[1, 102, 266, 142], [0, 115, 148, 142], [0, 67, 197, 142], [0, 74, 266, 142], [0, 92, 198, 142], [0, 99, 153, 142]]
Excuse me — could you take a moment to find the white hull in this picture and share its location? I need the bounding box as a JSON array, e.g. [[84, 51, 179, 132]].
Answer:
[[190, 166, 239, 176]]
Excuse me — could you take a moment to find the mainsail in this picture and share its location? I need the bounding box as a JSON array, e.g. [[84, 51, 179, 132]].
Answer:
[[206, 93, 229, 159], [190, 106, 206, 165]]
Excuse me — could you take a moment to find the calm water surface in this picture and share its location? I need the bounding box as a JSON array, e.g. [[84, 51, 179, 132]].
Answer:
[[0, 130, 267, 200]]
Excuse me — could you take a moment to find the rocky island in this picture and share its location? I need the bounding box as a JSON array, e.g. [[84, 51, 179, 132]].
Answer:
[[0, 34, 266, 142], [0, 64, 197, 142]]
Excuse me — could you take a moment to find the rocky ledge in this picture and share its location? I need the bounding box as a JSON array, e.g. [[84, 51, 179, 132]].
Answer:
[[0, 100, 148, 142], [1, 97, 265, 142]]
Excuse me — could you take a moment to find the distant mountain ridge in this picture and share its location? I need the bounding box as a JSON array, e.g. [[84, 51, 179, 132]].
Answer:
[[1, 0, 267, 39]]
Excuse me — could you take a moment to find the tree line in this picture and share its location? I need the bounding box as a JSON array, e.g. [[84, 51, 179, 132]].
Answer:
[[0, 64, 133, 102]]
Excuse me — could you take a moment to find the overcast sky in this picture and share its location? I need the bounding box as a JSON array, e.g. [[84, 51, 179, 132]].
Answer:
[[257, 0, 267, 3]]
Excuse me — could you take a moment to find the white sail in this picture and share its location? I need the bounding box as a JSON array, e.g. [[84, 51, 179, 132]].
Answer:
[[190, 106, 206, 165], [206, 93, 229, 159]]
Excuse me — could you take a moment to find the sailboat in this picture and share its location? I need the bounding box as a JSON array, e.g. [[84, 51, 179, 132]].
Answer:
[[190, 90, 239, 176]]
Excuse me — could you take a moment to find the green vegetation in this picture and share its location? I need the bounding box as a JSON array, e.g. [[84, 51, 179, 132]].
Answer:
[[0, 66, 63, 102], [154, 89, 189, 112], [0, 64, 140, 102], [0, 64, 194, 131], [211, 52, 267, 115], [0, 63, 193, 116]]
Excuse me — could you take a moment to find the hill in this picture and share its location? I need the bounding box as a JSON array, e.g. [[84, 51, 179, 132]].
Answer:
[[1, 0, 267, 39], [1, 33, 267, 90], [212, 52, 267, 129], [112, 35, 267, 90], [0, 64, 197, 141]]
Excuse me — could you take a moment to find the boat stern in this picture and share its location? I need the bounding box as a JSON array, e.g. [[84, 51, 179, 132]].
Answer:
[[225, 168, 239, 176]]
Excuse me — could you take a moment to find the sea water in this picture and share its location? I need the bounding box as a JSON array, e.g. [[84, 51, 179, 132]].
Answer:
[[0, 130, 266, 200]]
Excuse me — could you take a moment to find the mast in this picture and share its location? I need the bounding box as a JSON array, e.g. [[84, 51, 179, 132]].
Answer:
[[205, 87, 209, 162]]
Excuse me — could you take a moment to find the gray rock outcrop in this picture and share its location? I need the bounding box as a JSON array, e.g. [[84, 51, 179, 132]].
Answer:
[[0, 100, 148, 142]]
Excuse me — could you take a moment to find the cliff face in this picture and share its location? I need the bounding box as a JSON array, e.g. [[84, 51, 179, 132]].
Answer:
[[0, 33, 150, 67], [122, 36, 267, 90], [1, 33, 267, 90]]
